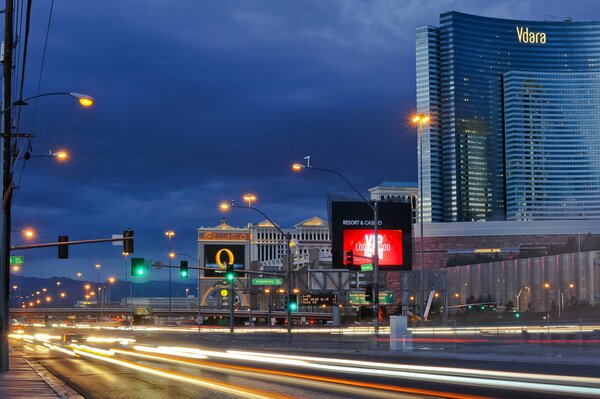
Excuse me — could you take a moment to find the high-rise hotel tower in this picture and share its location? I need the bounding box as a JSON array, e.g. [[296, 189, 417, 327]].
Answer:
[[417, 12, 600, 222]]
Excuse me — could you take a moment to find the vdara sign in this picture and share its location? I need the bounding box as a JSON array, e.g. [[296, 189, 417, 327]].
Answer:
[[516, 26, 546, 44]]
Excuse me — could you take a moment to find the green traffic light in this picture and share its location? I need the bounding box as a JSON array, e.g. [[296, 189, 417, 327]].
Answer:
[[226, 272, 235, 282], [180, 270, 188, 278], [289, 302, 298, 311], [515, 313, 521, 318], [136, 268, 144, 276]]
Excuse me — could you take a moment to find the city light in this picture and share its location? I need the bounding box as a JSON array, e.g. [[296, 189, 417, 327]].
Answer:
[[165, 231, 175, 239], [291, 163, 304, 171], [544, 282, 551, 289], [69, 92, 95, 107], [108, 277, 116, 284], [54, 151, 68, 161], [60, 292, 66, 298], [169, 252, 176, 259], [219, 202, 230, 211], [84, 284, 91, 290], [22, 229, 35, 239]]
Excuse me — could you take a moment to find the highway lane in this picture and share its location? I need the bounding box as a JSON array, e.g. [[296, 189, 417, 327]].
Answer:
[[9, 331, 600, 399]]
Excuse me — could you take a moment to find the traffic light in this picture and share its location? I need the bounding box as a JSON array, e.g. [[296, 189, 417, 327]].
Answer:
[[179, 260, 189, 279], [131, 258, 145, 277], [123, 229, 134, 254], [365, 283, 374, 303], [345, 250, 354, 265], [515, 312, 521, 318], [58, 235, 69, 259], [225, 263, 235, 283], [288, 294, 298, 312]]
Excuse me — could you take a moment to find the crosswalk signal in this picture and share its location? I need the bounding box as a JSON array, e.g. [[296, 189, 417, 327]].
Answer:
[[365, 283, 374, 303], [179, 260, 189, 279], [58, 235, 69, 259], [123, 229, 134, 254], [345, 250, 354, 266], [131, 258, 145, 277], [225, 263, 235, 283], [288, 294, 298, 312]]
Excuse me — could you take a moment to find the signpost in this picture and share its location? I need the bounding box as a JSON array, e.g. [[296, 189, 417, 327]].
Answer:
[[347, 290, 395, 305], [9, 256, 23, 266], [299, 293, 338, 306], [360, 263, 373, 272], [251, 278, 283, 286]]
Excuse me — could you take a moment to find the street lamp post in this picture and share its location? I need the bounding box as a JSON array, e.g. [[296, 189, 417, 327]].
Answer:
[[515, 285, 530, 312], [107, 277, 116, 308], [292, 160, 381, 337], [95, 264, 101, 307], [411, 114, 430, 318], [165, 230, 175, 319], [220, 202, 293, 338], [243, 193, 256, 328]]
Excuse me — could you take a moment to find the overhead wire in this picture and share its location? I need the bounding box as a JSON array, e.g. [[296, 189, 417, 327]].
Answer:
[[14, 0, 55, 198]]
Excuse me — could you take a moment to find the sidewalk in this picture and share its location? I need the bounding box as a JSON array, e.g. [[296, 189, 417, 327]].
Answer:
[[0, 350, 83, 398]]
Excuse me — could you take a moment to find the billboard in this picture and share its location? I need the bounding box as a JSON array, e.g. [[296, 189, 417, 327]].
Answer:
[[331, 201, 412, 270], [204, 244, 245, 277]]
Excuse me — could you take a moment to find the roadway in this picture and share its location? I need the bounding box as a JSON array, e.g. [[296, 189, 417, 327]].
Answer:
[[9, 328, 600, 398]]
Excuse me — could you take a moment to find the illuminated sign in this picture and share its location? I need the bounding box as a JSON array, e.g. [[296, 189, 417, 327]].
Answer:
[[299, 294, 338, 306], [516, 26, 546, 44], [204, 244, 245, 277], [343, 229, 403, 266], [347, 291, 395, 305], [251, 278, 283, 286], [331, 201, 412, 271], [199, 232, 248, 241]]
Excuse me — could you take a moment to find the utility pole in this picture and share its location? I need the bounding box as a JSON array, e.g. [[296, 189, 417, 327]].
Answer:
[[0, 0, 14, 372]]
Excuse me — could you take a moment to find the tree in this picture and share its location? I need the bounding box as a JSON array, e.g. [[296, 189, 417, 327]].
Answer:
[[505, 300, 515, 311]]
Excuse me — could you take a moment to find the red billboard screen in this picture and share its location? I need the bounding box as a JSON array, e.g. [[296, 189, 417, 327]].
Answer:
[[343, 229, 403, 266]]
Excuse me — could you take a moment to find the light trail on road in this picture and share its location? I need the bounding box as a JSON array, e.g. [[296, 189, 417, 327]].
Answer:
[[10, 330, 600, 398]]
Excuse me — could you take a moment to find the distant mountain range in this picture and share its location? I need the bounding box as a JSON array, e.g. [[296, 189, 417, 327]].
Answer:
[[10, 274, 198, 307]]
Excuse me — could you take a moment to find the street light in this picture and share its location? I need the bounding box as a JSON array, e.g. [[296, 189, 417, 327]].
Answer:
[[7, 92, 94, 111], [411, 113, 430, 319], [243, 193, 256, 327], [220, 201, 292, 337], [107, 277, 116, 307], [292, 159, 382, 337], [165, 230, 175, 318], [95, 264, 101, 307]]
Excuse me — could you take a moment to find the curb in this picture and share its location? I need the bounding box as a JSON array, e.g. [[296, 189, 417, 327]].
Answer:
[[24, 357, 85, 399]]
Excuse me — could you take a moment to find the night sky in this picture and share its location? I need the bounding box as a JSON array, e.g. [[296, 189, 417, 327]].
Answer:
[[7, 0, 597, 280]]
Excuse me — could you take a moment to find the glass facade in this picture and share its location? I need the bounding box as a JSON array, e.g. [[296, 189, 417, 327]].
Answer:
[[416, 12, 600, 221]]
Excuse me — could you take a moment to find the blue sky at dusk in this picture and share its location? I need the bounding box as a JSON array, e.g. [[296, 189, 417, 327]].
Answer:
[[7, 0, 598, 280]]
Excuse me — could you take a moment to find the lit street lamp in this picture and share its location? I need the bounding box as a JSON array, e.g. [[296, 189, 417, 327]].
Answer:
[[411, 113, 430, 319], [165, 230, 175, 318], [292, 159, 382, 337], [107, 277, 116, 307], [243, 193, 256, 327], [220, 201, 292, 336], [95, 264, 101, 307]]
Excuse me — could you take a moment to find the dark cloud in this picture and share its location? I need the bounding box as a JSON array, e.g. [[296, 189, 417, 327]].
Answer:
[[8, 0, 598, 279]]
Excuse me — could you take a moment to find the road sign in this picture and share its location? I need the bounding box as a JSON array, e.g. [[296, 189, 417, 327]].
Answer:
[[251, 278, 283, 286], [299, 293, 338, 306], [347, 290, 395, 305], [10, 256, 24, 266], [360, 263, 373, 272]]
